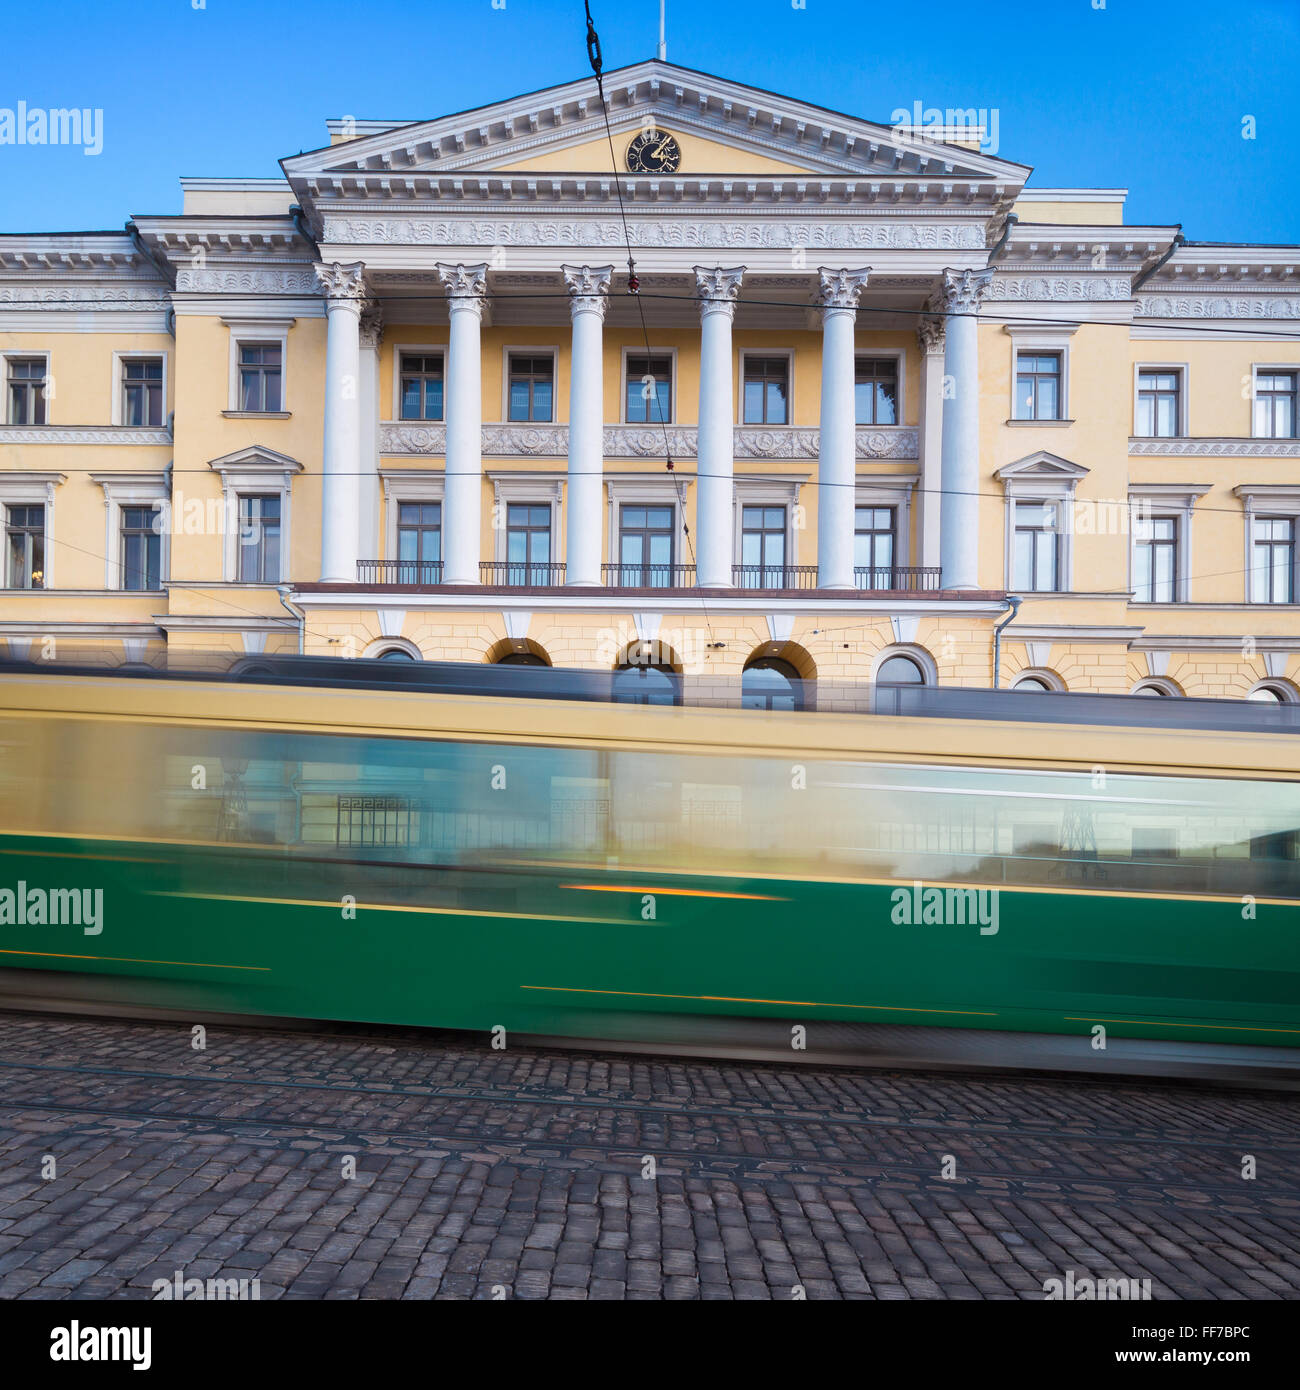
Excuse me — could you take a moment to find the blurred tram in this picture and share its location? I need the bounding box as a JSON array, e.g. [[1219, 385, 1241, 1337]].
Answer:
[[0, 654, 1297, 1072]]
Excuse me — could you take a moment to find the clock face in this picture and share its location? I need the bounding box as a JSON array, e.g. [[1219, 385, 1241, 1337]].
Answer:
[[626, 128, 681, 174]]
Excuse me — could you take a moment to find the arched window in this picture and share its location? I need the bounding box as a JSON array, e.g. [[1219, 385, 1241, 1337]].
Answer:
[[376, 647, 416, 661], [1012, 675, 1052, 691], [613, 663, 679, 706], [1132, 679, 1179, 696], [1247, 683, 1292, 703], [497, 652, 548, 667], [742, 656, 802, 711], [877, 654, 926, 684]]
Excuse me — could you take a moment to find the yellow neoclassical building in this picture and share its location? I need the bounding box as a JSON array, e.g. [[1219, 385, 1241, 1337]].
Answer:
[[2, 59, 1299, 702]]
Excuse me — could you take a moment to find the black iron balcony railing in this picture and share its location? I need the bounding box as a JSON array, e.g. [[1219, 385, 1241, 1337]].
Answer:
[[479, 561, 567, 587], [855, 565, 942, 592], [600, 562, 697, 589], [357, 559, 444, 585], [356, 560, 944, 592]]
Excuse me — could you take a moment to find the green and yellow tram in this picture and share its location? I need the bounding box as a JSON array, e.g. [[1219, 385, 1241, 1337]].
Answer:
[[0, 660, 1297, 1063]]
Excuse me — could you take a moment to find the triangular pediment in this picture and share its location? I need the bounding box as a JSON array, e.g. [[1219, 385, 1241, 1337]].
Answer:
[[283, 60, 1028, 191], [996, 451, 1089, 480]]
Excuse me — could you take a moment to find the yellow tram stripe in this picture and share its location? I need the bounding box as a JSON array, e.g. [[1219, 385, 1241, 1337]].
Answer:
[[1064, 1016, 1300, 1036], [147, 890, 629, 927], [560, 883, 783, 900], [0, 948, 267, 971], [520, 984, 998, 1016]]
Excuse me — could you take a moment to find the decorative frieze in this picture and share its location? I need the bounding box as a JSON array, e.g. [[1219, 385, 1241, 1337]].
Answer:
[[379, 420, 918, 459], [984, 275, 1132, 301], [0, 284, 169, 305], [0, 426, 172, 445], [1129, 436, 1300, 457], [1134, 294, 1300, 320], [175, 268, 319, 294], [324, 217, 986, 250]]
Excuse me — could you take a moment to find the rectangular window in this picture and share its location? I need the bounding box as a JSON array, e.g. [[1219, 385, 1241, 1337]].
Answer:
[[618, 504, 675, 586], [854, 506, 896, 588], [238, 343, 282, 413], [1251, 516, 1295, 604], [120, 504, 162, 591], [122, 358, 164, 428], [854, 357, 898, 425], [625, 354, 672, 424], [237, 495, 281, 583], [1014, 352, 1062, 421], [742, 356, 789, 425], [507, 354, 554, 422], [1136, 369, 1181, 438], [505, 503, 552, 584], [399, 353, 445, 421], [1134, 514, 1178, 603], [1013, 501, 1060, 592], [1254, 371, 1297, 440], [4, 504, 45, 589], [738, 505, 787, 588], [396, 501, 441, 581], [7, 358, 47, 426]]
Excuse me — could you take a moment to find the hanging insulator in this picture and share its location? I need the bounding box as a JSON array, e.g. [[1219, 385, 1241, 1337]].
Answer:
[[627, 273, 640, 293]]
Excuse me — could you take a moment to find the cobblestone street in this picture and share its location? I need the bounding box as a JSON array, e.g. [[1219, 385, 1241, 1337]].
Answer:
[[0, 1012, 1298, 1300]]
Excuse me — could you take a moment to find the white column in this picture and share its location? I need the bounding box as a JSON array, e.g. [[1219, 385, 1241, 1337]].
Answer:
[[937, 267, 993, 590], [693, 265, 745, 588], [561, 264, 614, 586], [436, 262, 488, 586], [358, 303, 383, 573], [315, 261, 366, 583], [816, 266, 871, 590], [916, 312, 946, 574]]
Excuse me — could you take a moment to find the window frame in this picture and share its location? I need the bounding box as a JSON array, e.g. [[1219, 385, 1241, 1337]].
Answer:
[[91, 472, 170, 591], [501, 346, 558, 424], [3, 351, 51, 427], [224, 320, 292, 416], [111, 351, 168, 429], [0, 473, 63, 588], [1235, 487, 1300, 605], [853, 352, 903, 427], [1004, 325, 1076, 426], [1133, 363, 1188, 439], [621, 346, 677, 425], [209, 446, 302, 583], [739, 350, 794, 426], [1013, 349, 1064, 422], [1251, 365, 1299, 441], [396, 348, 447, 423]]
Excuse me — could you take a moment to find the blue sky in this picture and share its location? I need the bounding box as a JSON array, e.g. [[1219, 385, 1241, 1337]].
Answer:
[[1, 0, 1297, 242]]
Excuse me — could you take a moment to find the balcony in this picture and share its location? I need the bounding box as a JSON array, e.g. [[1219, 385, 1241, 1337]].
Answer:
[[355, 560, 941, 592]]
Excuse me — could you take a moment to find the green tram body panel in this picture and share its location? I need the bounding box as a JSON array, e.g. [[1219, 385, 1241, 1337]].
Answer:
[[2, 832, 1297, 1049]]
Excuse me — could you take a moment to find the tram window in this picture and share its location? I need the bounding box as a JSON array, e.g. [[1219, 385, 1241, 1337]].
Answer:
[[742, 657, 802, 711]]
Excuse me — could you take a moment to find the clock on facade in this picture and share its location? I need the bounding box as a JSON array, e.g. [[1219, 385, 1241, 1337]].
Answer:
[[625, 129, 682, 173]]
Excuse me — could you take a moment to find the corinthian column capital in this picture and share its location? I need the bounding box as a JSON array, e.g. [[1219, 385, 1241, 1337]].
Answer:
[[693, 265, 746, 318], [816, 266, 871, 311], [936, 266, 995, 315], [436, 261, 489, 317], [359, 302, 384, 349], [916, 311, 946, 355], [314, 261, 367, 304], [561, 264, 615, 318]]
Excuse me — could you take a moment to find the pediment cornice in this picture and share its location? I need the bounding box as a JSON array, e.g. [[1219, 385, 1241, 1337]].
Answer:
[[283, 61, 1029, 219]]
